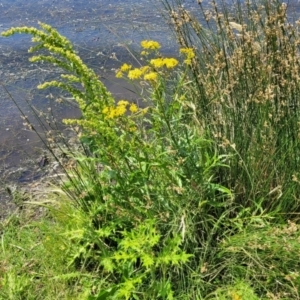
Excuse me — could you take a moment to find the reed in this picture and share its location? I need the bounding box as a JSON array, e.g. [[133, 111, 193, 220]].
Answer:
[[162, 0, 300, 215]]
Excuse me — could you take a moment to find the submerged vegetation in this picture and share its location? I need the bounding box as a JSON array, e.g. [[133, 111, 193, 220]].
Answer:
[[1, 0, 300, 298]]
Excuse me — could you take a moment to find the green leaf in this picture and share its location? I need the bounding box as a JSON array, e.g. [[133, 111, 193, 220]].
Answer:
[[88, 286, 117, 300], [101, 257, 115, 273], [141, 253, 155, 269]]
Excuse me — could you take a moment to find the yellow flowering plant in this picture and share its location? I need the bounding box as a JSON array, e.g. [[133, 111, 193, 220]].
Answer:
[[2, 25, 230, 299], [115, 40, 182, 85]]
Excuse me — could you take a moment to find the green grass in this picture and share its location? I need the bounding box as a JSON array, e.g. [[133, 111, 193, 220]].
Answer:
[[1, 0, 300, 298], [0, 205, 91, 299]]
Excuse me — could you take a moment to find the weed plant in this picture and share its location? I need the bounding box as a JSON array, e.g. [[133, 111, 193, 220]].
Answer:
[[1, 0, 300, 298], [1, 22, 231, 299]]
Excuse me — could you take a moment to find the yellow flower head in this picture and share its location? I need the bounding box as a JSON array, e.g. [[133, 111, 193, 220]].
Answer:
[[102, 106, 116, 119], [150, 57, 178, 69], [102, 106, 109, 114], [141, 40, 161, 50], [118, 100, 129, 106], [180, 48, 195, 64], [150, 58, 165, 68], [102, 102, 128, 119], [144, 72, 158, 81], [129, 103, 138, 113], [128, 68, 143, 80], [163, 58, 179, 68], [116, 71, 123, 78], [115, 104, 127, 117], [180, 48, 195, 57], [120, 63, 132, 72]]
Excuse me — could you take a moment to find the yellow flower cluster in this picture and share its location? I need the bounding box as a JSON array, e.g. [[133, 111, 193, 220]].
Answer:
[[144, 72, 158, 81], [141, 40, 161, 50], [180, 48, 195, 65], [117, 63, 158, 81], [128, 68, 143, 80], [129, 103, 138, 113], [116, 70, 123, 78], [102, 100, 138, 119], [150, 58, 179, 69], [115, 40, 178, 81], [120, 63, 132, 72], [116, 63, 132, 78]]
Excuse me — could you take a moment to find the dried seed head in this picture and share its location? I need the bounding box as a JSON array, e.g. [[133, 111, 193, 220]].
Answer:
[[229, 22, 243, 32]]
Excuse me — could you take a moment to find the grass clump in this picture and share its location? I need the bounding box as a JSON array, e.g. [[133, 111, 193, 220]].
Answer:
[[0, 206, 89, 299], [162, 0, 300, 215], [1, 0, 300, 298]]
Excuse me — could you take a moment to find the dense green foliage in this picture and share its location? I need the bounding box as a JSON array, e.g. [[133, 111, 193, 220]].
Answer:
[[1, 0, 300, 299]]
